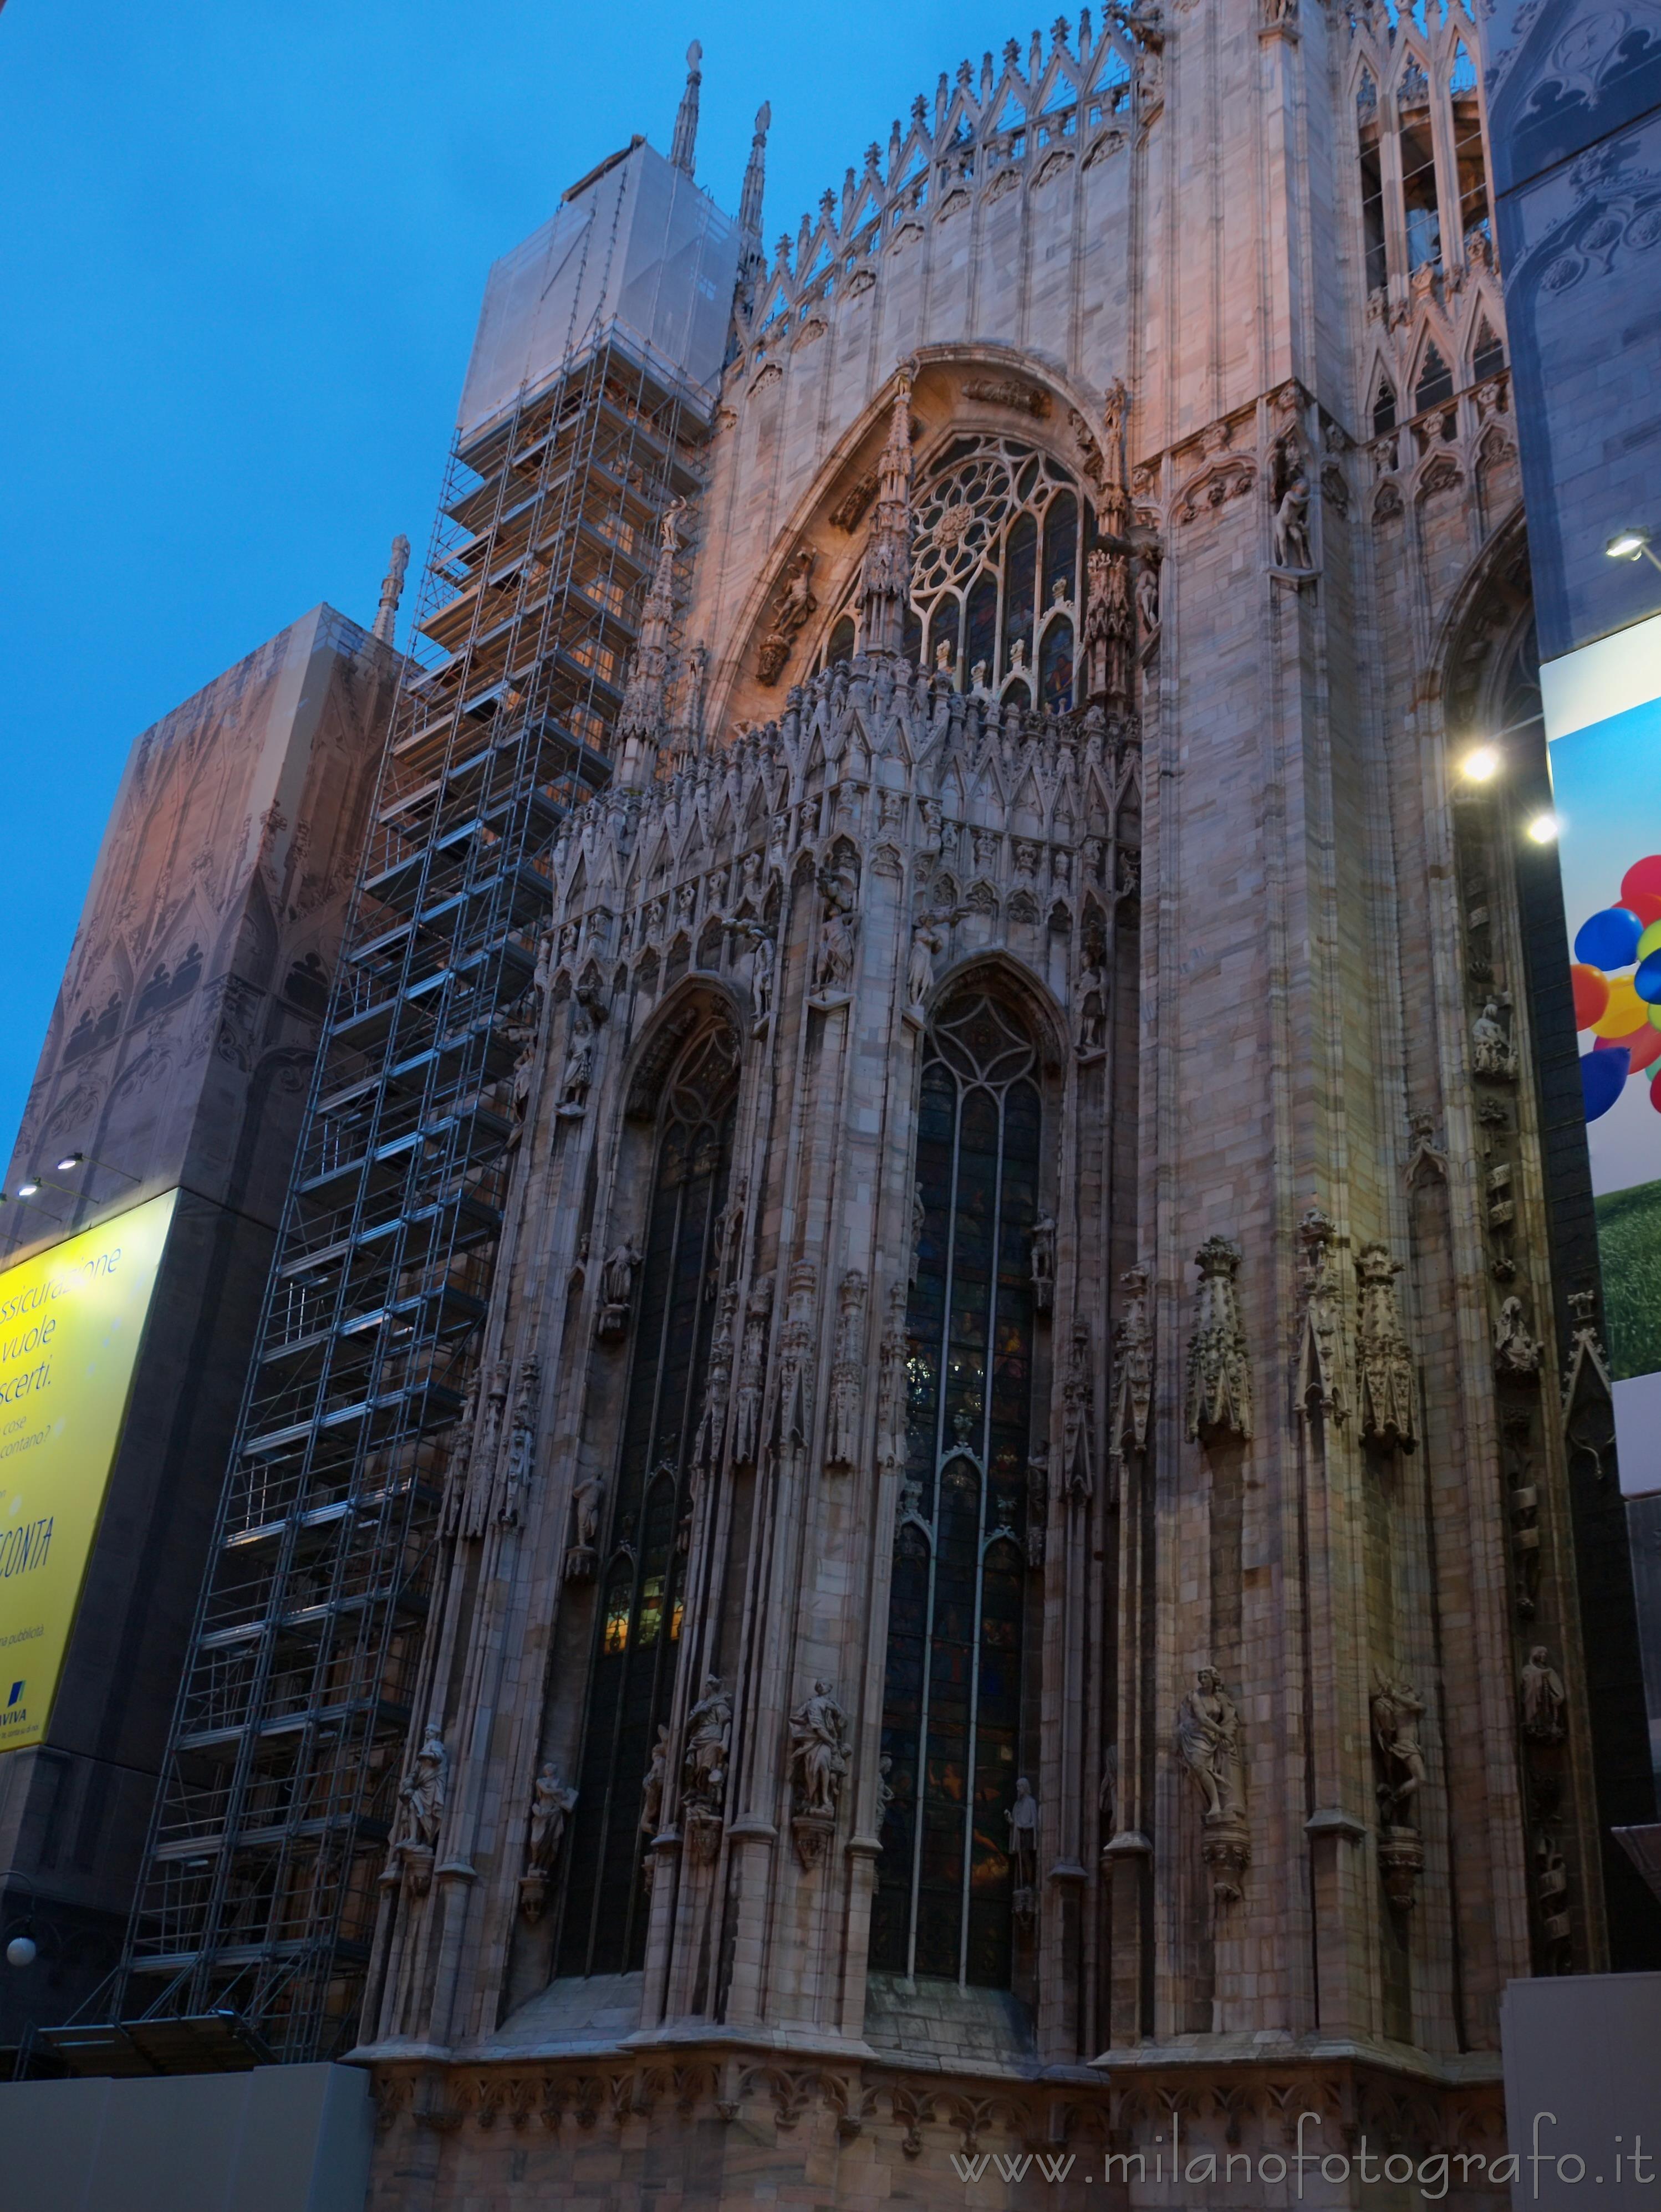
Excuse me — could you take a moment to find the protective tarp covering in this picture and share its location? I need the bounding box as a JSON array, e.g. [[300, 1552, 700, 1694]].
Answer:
[[457, 141, 740, 439]]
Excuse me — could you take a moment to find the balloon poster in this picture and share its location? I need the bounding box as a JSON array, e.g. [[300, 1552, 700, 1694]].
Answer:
[[1545, 611, 1661, 1493]]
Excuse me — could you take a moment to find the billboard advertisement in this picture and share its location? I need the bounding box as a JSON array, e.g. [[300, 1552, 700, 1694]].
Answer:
[[0, 1188, 176, 1751], [1543, 611, 1661, 1494]]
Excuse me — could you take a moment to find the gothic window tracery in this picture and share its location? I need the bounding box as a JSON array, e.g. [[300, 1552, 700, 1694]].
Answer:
[[873, 987, 1041, 1990], [556, 1016, 738, 1979], [816, 436, 1088, 708], [1351, 12, 1494, 303]]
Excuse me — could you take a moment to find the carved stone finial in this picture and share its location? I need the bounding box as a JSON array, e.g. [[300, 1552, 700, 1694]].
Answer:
[[1294, 1206, 1346, 1424], [373, 532, 410, 645], [1356, 1241, 1417, 1452], [858, 362, 918, 658], [670, 39, 703, 177], [1185, 1235, 1253, 1443]]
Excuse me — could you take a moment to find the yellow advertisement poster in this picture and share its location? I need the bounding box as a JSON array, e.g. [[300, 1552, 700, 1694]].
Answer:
[[0, 1188, 176, 1752]]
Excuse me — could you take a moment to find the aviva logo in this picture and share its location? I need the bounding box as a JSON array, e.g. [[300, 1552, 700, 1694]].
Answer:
[[7, 1683, 23, 1708]]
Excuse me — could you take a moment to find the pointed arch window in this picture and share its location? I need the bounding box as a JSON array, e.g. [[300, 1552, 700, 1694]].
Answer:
[[1372, 373, 1398, 437], [1473, 318, 1505, 381], [873, 988, 1041, 1989], [556, 1017, 739, 1978], [1415, 341, 1454, 413]]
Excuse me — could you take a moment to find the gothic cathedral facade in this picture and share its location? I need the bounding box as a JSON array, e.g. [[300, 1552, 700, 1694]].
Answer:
[[361, 3, 1632, 2203]]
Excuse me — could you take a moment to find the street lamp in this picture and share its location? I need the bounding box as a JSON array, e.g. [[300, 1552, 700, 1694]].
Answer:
[[1527, 813, 1560, 844], [1460, 744, 1501, 781], [1606, 527, 1661, 574]]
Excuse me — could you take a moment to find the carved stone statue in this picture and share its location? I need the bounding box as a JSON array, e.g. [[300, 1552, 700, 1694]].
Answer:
[[557, 988, 603, 1117], [1135, 558, 1160, 637], [1356, 1240, 1417, 1451], [1494, 1295, 1543, 1376], [732, 1276, 773, 1464], [1006, 1775, 1039, 1891], [814, 864, 859, 995], [527, 1763, 577, 1871], [1370, 1673, 1428, 1822], [906, 916, 945, 1013], [1029, 1214, 1056, 1316], [1295, 1205, 1346, 1424], [682, 1677, 732, 1811], [740, 920, 776, 1026], [1076, 951, 1106, 1056], [1472, 995, 1518, 1081], [1062, 1317, 1095, 1496], [875, 1754, 895, 1834], [825, 1270, 868, 1469], [1176, 1669, 1245, 1823], [640, 1724, 670, 1834], [396, 1722, 447, 1890], [789, 1680, 850, 1816], [1272, 469, 1313, 570], [597, 1237, 643, 1339], [756, 548, 817, 685], [1520, 1645, 1566, 1743], [563, 1475, 604, 1582]]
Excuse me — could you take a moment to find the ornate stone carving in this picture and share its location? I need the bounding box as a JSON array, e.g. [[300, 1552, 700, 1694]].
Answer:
[[905, 913, 946, 1019], [1404, 1108, 1448, 1187], [1356, 1242, 1417, 1452], [501, 1357, 541, 1520], [1270, 422, 1314, 570], [1520, 1645, 1567, 1743], [828, 474, 878, 532], [597, 1237, 642, 1339], [1062, 1317, 1096, 1497], [777, 1259, 818, 1446], [1185, 1235, 1252, 1443], [789, 1679, 849, 1866], [732, 1275, 774, 1466], [1294, 1205, 1346, 1424], [556, 985, 605, 1117], [1082, 543, 1134, 706], [682, 1678, 732, 1816], [696, 1288, 737, 1469], [640, 1724, 670, 1835], [858, 361, 916, 658], [825, 1270, 868, 1470], [756, 548, 817, 686], [1025, 1447, 1049, 1567], [1471, 994, 1518, 1081], [964, 377, 1048, 417], [1076, 943, 1107, 1058], [1177, 1670, 1249, 1902], [519, 1764, 578, 1922], [1110, 1264, 1153, 1458], [1135, 553, 1160, 640], [1371, 1673, 1428, 1909]]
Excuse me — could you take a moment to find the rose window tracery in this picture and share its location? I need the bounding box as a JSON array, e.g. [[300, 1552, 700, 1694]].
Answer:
[[816, 434, 1091, 713]]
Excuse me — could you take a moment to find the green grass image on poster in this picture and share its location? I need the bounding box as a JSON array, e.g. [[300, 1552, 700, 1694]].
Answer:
[[1596, 1176, 1661, 1380]]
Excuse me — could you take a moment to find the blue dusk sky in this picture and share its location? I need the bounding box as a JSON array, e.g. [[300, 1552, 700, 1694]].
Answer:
[[0, 0, 1044, 1162]]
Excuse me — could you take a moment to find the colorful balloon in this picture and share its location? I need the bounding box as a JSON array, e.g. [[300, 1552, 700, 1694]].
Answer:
[[1572, 963, 1610, 1028], [1621, 855, 1661, 924], [1597, 1024, 1661, 1073], [1575, 906, 1645, 968], [1583, 1046, 1630, 1120], [1639, 918, 1661, 961], [1638, 948, 1661, 1005], [1592, 974, 1645, 1035]]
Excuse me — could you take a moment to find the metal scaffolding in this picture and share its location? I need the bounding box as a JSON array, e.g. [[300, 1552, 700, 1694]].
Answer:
[[107, 331, 708, 2063]]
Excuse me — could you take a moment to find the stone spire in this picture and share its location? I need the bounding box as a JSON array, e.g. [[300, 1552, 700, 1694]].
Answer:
[[738, 102, 771, 269], [670, 41, 702, 177], [858, 360, 916, 659], [616, 498, 685, 788], [373, 533, 410, 646]]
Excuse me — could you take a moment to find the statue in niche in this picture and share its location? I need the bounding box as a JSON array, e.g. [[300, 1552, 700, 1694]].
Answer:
[[906, 915, 946, 1015], [1029, 1215, 1056, 1316], [1371, 1674, 1428, 1822], [875, 1755, 895, 1836], [640, 1725, 670, 1835], [1076, 948, 1107, 1057], [563, 1476, 604, 1582], [814, 862, 859, 996], [597, 1235, 642, 1339], [789, 1680, 850, 1816], [527, 1764, 577, 1872], [1472, 995, 1519, 1080], [1007, 1776, 1040, 1890], [1176, 1670, 1246, 1823], [682, 1677, 732, 1812], [732, 1276, 773, 1465], [1135, 558, 1160, 638], [395, 1723, 448, 1892], [1520, 1646, 1567, 1743], [1272, 467, 1313, 571], [556, 987, 604, 1117], [738, 919, 775, 1026], [1494, 1295, 1543, 1375]]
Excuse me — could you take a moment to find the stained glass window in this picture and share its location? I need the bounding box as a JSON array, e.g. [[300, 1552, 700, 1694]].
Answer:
[[557, 1019, 738, 1978], [813, 436, 1087, 704], [873, 989, 1040, 1988]]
